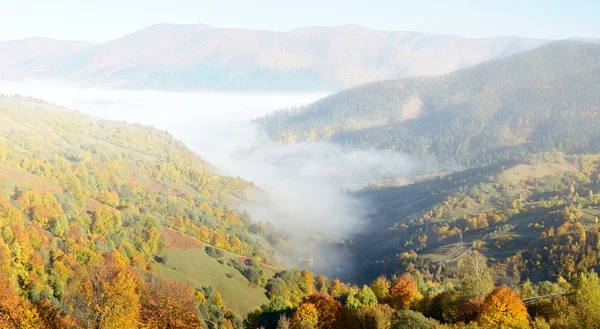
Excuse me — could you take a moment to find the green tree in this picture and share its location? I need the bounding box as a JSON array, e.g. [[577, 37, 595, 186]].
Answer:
[[393, 310, 437, 329], [459, 251, 494, 299], [347, 285, 378, 311], [571, 271, 600, 328]]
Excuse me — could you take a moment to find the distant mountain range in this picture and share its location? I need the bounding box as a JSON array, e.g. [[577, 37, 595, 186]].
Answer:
[[0, 23, 551, 91], [256, 41, 600, 166]]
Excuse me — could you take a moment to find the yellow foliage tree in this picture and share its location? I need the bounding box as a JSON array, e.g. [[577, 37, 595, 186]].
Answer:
[[213, 291, 224, 309], [478, 287, 529, 329], [300, 269, 315, 295], [290, 302, 319, 329], [370, 276, 390, 302]]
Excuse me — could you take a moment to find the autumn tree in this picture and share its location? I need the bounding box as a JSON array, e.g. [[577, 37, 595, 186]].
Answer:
[[299, 270, 314, 295], [370, 276, 390, 302], [459, 296, 485, 323], [302, 293, 342, 329], [478, 287, 529, 329], [315, 275, 328, 293], [140, 276, 204, 329], [0, 273, 23, 328], [527, 295, 577, 328], [91, 205, 122, 236], [329, 279, 349, 299], [35, 299, 76, 328], [290, 303, 318, 329], [427, 289, 462, 324], [356, 304, 394, 329], [65, 256, 141, 329], [213, 291, 224, 309], [97, 190, 120, 208], [388, 274, 422, 310]]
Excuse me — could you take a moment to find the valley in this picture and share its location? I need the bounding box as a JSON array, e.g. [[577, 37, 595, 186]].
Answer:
[[1, 21, 600, 329]]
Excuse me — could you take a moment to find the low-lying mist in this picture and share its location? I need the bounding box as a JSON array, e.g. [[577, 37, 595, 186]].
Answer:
[[1, 79, 419, 275]]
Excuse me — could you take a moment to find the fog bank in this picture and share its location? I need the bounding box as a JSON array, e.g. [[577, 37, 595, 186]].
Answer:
[[0, 79, 418, 242]]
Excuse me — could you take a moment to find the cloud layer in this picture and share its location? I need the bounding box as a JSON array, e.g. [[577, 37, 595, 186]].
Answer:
[[0, 79, 417, 249]]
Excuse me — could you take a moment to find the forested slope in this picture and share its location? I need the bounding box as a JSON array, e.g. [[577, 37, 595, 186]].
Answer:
[[344, 152, 600, 284], [256, 41, 600, 167], [0, 95, 288, 327]]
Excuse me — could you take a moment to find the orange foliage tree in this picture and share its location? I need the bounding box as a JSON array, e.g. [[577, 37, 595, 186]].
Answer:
[[388, 274, 422, 310], [477, 287, 529, 329], [140, 276, 204, 329], [302, 293, 343, 329], [0, 273, 24, 328], [65, 255, 141, 329]]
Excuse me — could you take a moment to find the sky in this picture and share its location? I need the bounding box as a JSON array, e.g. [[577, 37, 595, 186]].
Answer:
[[0, 0, 598, 42]]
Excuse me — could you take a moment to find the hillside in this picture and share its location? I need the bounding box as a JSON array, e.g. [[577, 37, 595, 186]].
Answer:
[[257, 41, 600, 167], [337, 152, 600, 284], [0, 24, 548, 91], [0, 95, 290, 326]]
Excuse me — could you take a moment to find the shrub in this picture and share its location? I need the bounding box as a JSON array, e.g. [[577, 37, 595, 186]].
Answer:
[[393, 310, 438, 329], [205, 246, 224, 259]]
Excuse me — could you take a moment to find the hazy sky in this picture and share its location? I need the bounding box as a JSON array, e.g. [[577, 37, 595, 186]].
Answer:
[[1, 0, 598, 42]]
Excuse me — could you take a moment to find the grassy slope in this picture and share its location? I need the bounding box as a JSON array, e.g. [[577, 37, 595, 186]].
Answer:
[[154, 248, 269, 315], [156, 227, 277, 315]]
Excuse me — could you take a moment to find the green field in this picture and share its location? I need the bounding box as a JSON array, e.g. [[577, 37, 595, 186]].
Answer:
[[582, 206, 600, 226], [154, 247, 270, 315]]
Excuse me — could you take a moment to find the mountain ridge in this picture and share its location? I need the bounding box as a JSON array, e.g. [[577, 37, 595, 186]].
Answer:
[[255, 40, 600, 167], [0, 23, 552, 91]]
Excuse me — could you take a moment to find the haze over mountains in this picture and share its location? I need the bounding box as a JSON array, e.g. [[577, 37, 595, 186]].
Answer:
[[0, 23, 550, 91], [257, 41, 600, 167]]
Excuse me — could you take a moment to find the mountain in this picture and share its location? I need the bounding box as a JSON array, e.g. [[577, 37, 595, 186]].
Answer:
[[0, 23, 549, 91], [0, 37, 93, 79], [256, 41, 600, 166]]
